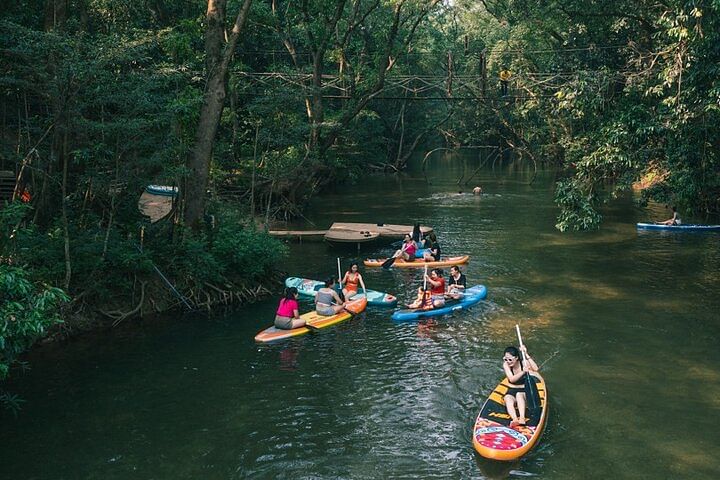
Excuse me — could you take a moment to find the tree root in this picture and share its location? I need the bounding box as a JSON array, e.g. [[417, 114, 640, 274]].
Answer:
[[99, 281, 147, 327]]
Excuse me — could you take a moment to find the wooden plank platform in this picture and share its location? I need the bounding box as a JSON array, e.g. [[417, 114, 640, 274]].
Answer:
[[324, 230, 380, 244], [329, 222, 432, 239], [268, 230, 327, 242]]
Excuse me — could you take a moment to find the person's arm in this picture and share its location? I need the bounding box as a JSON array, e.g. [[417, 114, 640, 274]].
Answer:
[[426, 276, 441, 288], [358, 274, 366, 293], [503, 362, 525, 383], [520, 345, 539, 372], [332, 290, 343, 305], [293, 308, 300, 319], [342, 272, 350, 284]]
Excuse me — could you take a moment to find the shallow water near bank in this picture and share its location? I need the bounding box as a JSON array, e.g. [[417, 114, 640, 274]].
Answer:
[[2, 155, 720, 479]]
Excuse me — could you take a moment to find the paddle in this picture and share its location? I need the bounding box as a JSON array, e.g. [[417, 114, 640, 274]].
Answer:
[[515, 324, 540, 412], [337, 258, 343, 289]]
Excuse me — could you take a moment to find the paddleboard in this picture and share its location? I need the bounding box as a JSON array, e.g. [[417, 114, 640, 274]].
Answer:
[[284, 277, 397, 307], [391, 285, 487, 321], [472, 372, 548, 461], [254, 297, 367, 343], [363, 255, 469, 268], [636, 222, 720, 231]]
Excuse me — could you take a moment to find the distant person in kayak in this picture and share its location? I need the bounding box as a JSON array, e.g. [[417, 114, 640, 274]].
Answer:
[[341, 263, 367, 301], [391, 234, 417, 262], [275, 287, 305, 330], [658, 206, 682, 226], [422, 232, 441, 262], [473, 186, 482, 195], [408, 268, 446, 309], [502, 345, 539, 428], [315, 277, 346, 316], [446, 265, 466, 299]]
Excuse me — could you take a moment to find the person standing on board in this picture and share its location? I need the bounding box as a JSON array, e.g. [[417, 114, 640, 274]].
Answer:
[[502, 345, 539, 428], [446, 265, 466, 299], [341, 263, 367, 301], [315, 277, 346, 316], [658, 206, 682, 226], [274, 287, 305, 330]]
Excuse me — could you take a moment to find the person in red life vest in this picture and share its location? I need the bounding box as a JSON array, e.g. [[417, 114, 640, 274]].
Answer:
[[408, 268, 446, 309], [341, 263, 366, 301]]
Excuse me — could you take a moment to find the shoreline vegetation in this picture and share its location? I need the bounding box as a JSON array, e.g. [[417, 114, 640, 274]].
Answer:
[[2, 0, 719, 391]]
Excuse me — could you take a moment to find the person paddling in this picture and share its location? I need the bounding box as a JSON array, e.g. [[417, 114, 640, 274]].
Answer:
[[502, 345, 539, 428], [408, 268, 445, 309], [315, 277, 346, 316], [391, 234, 416, 262], [341, 263, 367, 301], [274, 287, 305, 330]]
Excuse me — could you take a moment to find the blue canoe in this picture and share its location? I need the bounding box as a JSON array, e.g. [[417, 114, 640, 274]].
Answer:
[[391, 284, 487, 321], [637, 223, 720, 231], [285, 277, 398, 307]]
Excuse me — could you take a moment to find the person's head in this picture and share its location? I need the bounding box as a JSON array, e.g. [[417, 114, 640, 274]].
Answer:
[[430, 268, 442, 278], [450, 265, 461, 276], [349, 263, 359, 273], [404, 234, 412, 243], [503, 346, 520, 366], [284, 287, 298, 300], [427, 232, 437, 243], [324, 277, 336, 288]]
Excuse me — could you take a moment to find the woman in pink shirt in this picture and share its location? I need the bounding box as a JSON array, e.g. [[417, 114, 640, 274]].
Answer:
[[275, 287, 305, 330]]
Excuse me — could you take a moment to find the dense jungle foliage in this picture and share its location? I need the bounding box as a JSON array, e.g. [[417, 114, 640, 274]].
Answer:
[[1, 0, 718, 381]]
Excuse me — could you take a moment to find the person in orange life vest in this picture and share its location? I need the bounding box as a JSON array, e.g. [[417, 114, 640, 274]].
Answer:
[[341, 263, 366, 301], [408, 268, 446, 309]]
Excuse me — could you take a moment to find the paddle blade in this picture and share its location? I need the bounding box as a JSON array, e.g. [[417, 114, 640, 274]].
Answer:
[[525, 373, 540, 410], [381, 257, 396, 269]]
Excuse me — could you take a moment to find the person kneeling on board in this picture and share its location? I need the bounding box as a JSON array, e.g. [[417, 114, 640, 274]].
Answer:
[[315, 277, 347, 316], [408, 269, 446, 309], [275, 287, 306, 330], [502, 345, 539, 427]]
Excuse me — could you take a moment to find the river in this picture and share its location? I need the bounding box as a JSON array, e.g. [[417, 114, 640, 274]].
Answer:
[[2, 155, 719, 479]]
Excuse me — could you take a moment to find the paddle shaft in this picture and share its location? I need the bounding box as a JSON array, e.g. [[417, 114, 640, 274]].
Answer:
[[337, 258, 343, 288], [515, 324, 539, 410]]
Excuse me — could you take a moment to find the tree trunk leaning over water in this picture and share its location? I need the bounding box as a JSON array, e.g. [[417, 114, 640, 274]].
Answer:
[[184, 0, 253, 231]]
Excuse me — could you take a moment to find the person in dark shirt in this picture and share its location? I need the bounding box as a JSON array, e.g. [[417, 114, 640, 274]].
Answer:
[[447, 265, 466, 299], [422, 232, 441, 261]]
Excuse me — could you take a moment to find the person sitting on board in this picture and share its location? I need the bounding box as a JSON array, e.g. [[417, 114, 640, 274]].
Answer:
[[341, 263, 367, 301], [446, 265, 466, 300], [658, 206, 682, 226], [422, 232, 441, 262], [391, 234, 417, 262], [315, 277, 346, 316], [473, 186, 482, 195], [409, 269, 446, 309], [502, 345, 539, 428], [274, 287, 305, 330]]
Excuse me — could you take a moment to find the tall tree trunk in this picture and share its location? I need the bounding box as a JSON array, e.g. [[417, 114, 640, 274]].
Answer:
[[184, 0, 253, 230]]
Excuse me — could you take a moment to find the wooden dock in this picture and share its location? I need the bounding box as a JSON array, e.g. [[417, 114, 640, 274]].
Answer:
[[269, 222, 432, 247]]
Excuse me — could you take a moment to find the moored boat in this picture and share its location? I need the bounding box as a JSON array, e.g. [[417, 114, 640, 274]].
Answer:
[[284, 277, 397, 307], [254, 297, 367, 343], [363, 255, 470, 268], [472, 372, 548, 461], [391, 285, 486, 321]]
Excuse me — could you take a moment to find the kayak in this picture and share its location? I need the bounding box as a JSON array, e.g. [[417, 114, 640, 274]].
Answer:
[[415, 248, 429, 258], [391, 285, 487, 321], [145, 185, 178, 196], [472, 372, 548, 461], [254, 297, 367, 343], [284, 277, 397, 307], [637, 222, 720, 231], [363, 255, 470, 268]]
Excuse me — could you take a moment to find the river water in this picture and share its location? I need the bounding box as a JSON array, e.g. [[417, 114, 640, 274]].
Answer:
[[2, 155, 720, 479]]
